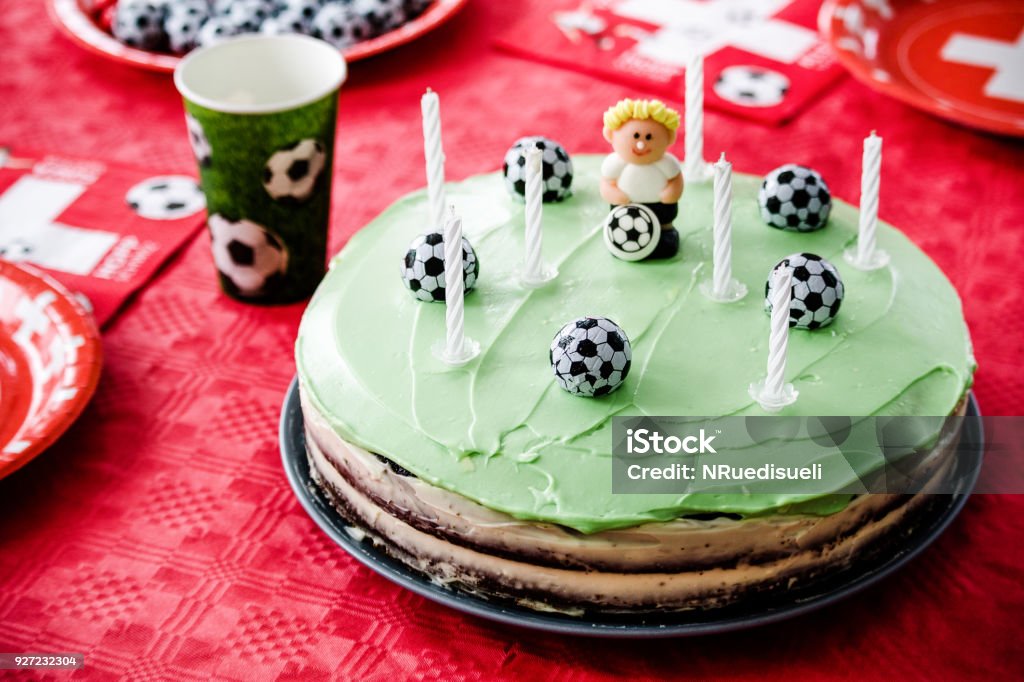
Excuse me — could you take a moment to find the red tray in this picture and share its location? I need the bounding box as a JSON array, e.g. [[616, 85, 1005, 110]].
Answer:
[[820, 0, 1024, 137], [0, 261, 102, 479], [48, 0, 469, 73]]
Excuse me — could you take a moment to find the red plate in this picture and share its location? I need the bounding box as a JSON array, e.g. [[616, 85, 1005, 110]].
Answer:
[[47, 0, 469, 73], [0, 261, 102, 479], [820, 0, 1024, 137]]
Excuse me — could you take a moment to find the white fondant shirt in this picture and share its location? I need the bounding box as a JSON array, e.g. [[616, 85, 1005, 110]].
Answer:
[[601, 152, 681, 204]]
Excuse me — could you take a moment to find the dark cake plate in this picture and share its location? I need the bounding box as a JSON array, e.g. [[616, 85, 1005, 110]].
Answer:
[[280, 377, 983, 638]]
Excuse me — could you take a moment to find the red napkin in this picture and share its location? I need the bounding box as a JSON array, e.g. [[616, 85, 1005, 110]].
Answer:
[[495, 0, 847, 125], [0, 149, 205, 327]]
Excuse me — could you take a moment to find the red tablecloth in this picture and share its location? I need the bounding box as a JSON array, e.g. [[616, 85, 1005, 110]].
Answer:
[[2, 2, 1023, 680]]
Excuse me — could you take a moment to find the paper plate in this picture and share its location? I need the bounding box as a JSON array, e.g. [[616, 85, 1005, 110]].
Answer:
[[48, 0, 469, 73], [281, 377, 983, 638], [0, 261, 102, 479], [820, 0, 1024, 137]]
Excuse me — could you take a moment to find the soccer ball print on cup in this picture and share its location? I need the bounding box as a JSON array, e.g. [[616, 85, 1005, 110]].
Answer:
[[208, 214, 288, 298], [262, 139, 327, 203], [174, 35, 346, 303]]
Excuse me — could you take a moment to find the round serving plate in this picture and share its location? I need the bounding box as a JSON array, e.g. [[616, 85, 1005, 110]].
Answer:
[[280, 377, 983, 638], [0, 261, 102, 479], [819, 0, 1024, 137], [48, 0, 470, 73]]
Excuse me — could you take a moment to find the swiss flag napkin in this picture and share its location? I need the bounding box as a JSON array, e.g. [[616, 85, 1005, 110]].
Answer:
[[495, 0, 847, 125], [0, 149, 205, 327]]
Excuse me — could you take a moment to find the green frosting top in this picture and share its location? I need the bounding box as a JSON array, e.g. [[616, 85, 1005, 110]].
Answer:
[[296, 156, 974, 534]]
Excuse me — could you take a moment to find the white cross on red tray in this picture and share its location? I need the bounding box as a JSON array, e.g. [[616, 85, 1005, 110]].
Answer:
[[941, 29, 1024, 104], [822, 0, 1024, 137]]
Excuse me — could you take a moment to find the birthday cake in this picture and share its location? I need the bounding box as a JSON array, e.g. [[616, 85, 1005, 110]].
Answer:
[[295, 101, 974, 613]]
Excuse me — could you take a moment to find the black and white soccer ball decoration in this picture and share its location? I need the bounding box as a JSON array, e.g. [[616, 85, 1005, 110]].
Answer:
[[765, 253, 845, 330], [185, 114, 212, 168], [126, 175, 206, 220], [401, 231, 479, 303], [355, 0, 409, 33], [313, 3, 374, 48], [112, 0, 167, 51], [550, 317, 632, 398], [714, 66, 790, 108], [758, 164, 832, 232], [262, 139, 326, 202], [196, 16, 237, 47], [260, 5, 311, 35], [208, 214, 288, 297], [502, 137, 573, 203], [110, 0, 435, 53], [603, 204, 661, 261], [165, 1, 210, 53]]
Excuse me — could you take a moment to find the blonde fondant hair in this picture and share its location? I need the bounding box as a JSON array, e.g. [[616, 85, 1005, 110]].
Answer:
[[603, 99, 680, 132]]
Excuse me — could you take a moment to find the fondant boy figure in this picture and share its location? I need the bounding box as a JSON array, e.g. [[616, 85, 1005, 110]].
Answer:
[[600, 99, 683, 259]]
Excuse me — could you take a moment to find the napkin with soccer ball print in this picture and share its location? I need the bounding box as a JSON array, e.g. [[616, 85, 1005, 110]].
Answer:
[[495, 0, 847, 125], [0, 149, 206, 326]]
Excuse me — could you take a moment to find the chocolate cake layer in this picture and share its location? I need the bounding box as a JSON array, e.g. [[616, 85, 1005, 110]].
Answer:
[[302, 389, 964, 611]]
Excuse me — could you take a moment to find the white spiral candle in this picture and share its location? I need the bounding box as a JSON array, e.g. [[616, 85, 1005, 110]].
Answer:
[[857, 131, 882, 264], [712, 153, 734, 297], [765, 268, 793, 396], [421, 89, 447, 232], [684, 53, 706, 181], [443, 210, 465, 360], [524, 148, 544, 279]]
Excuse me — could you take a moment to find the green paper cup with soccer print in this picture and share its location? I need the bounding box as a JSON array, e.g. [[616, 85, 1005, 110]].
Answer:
[[174, 35, 346, 303]]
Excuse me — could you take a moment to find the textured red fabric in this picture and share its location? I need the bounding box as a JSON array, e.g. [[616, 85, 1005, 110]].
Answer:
[[1, 1, 1023, 680]]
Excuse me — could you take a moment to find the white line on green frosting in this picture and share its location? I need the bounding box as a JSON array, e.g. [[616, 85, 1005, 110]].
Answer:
[[296, 156, 974, 534]]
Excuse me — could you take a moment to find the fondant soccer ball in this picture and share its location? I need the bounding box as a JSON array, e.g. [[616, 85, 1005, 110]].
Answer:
[[185, 114, 212, 168], [550, 317, 632, 397], [279, 0, 323, 22], [758, 164, 832, 232], [126, 175, 206, 220], [502, 137, 573, 203], [401, 231, 479, 302], [196, 16, 237, 47], [208, 214, 288, 297], [260, 7, 310, 35], [262, 139, 326, 202], [355, 0, 407, 33], [603, 204, 661, 261], [112, 0, 167, 51], [313, 4, 373, 48], [225, 0, 276, 32], [165, 1, 209, 53], [765, 253, 844, 330], [714, 66, 790, 108]]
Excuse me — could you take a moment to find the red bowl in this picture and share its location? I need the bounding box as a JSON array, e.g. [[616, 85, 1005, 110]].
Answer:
[[819, 0, 1024, 137], [48, 0, 469, 73], [0, 261, 102, 479]]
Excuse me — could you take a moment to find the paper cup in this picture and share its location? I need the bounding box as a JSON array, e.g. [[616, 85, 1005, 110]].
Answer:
[[174, 35, 346, 303]]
